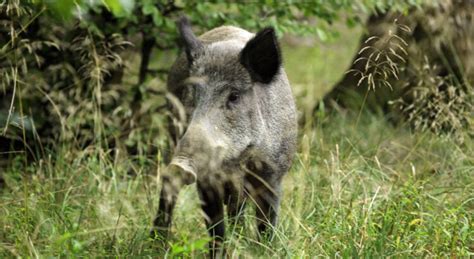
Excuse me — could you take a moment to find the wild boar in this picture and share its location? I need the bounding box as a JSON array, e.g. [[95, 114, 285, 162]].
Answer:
[[152, 16, 297, 255]]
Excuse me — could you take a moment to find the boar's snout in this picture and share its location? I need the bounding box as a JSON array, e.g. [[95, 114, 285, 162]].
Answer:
[[171, 122, 227, 180]]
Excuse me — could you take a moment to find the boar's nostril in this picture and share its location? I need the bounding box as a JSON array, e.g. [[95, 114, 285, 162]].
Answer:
[[169, 156, 197, 185]]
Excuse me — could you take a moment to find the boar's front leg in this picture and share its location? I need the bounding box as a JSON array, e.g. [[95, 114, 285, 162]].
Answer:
[[197, 180, 225, 258], [151, 175, 182, 240], [225, 181, 246, 226], [252, 177, 282, 239]]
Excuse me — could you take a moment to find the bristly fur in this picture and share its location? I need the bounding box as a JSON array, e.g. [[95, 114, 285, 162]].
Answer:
[[155, 19, 297, 255], [240, 27, 281, 84]]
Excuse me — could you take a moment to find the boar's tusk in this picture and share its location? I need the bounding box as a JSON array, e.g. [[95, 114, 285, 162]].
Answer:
[[169, 156, 197, 185]]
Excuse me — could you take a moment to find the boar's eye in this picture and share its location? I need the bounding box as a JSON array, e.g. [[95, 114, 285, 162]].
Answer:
[[227, 91, 240, 107]]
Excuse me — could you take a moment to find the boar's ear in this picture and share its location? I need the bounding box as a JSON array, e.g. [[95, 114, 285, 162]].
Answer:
[[178, 16, 203, 64], [240, 27, 281, 84]]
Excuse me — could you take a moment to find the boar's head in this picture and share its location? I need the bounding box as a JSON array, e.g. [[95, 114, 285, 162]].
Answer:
[[168, 17, 282, 184]]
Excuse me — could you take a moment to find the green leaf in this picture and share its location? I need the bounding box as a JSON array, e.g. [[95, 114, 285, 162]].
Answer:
[[103, 0, 135, 17], [152, 12, 163, 26], [44, 0, 78, 20], [142, 3, 156, 15], [316, 27, 328, 42]]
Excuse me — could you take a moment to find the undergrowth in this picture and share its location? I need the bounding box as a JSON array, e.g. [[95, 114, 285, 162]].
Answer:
[[0, 110, 472, 257]]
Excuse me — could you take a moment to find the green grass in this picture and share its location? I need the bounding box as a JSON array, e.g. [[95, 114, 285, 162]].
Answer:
[[1, 112, 472, 257], [1, 30, 473, 257]]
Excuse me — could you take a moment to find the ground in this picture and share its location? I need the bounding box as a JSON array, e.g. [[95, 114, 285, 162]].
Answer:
[[0, 26, 473, 257]]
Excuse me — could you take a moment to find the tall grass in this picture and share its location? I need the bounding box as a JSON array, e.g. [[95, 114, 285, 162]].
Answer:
[[1, 109, 472, 257]]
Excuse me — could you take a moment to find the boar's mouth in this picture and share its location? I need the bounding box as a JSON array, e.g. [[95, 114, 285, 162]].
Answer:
[[169, 156, 197, 185]]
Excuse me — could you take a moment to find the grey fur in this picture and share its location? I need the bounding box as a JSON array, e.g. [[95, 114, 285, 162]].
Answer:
[[153, 18, 297, 255]]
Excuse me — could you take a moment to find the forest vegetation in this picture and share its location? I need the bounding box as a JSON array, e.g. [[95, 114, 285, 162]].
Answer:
[[0, 0, 472, 257]]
